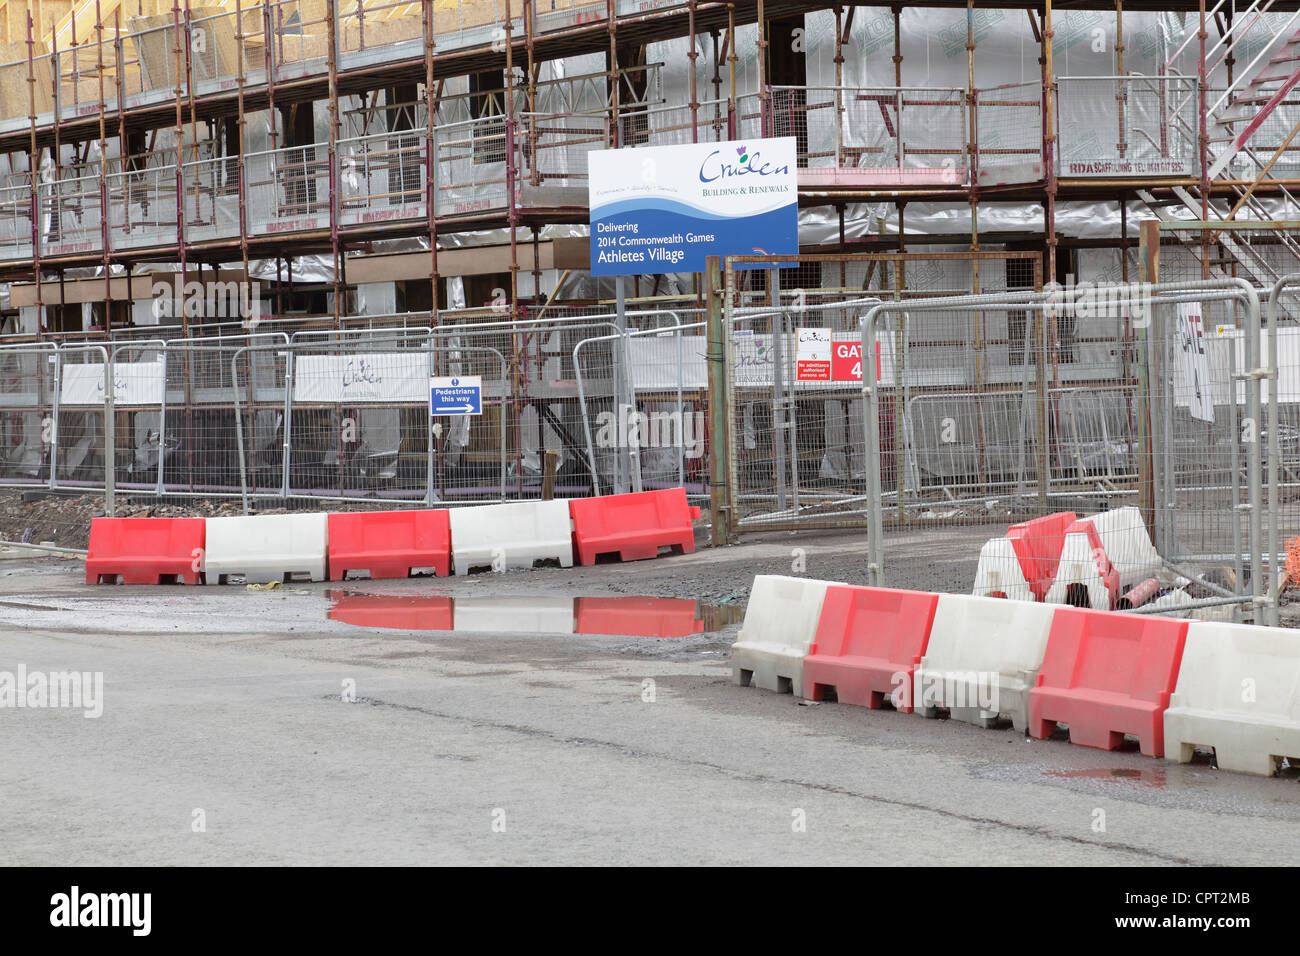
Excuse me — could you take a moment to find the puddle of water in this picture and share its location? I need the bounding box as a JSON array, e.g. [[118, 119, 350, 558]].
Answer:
[[1047, 767, 1169, 789], [327, 591, 744, 638]]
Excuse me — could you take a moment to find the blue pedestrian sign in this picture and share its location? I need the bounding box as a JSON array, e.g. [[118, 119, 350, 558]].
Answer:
[[430, 375, 482, 415]]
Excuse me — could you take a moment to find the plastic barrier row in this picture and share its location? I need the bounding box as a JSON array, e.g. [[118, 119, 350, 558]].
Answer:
[[86, 488, 700, 586], [733, 575, 1300, 776], [974, 506, 1161, 611]]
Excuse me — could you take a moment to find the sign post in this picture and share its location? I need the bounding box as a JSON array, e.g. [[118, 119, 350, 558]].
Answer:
[[770, 270, 787, 512], [429, 376, 480, 507], [614, 275, 637, 494], [588, 136, 799, 509]]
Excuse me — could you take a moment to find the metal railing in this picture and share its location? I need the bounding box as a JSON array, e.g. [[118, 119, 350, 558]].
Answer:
[[771, 85, 969, 186], [973, 81, 1044, 186], [1057, 76, 1198, 178]]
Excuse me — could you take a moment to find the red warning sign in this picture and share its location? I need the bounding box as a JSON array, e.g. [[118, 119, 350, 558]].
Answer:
[[795, 328, 832, 381], [831, 341, 882, 382]]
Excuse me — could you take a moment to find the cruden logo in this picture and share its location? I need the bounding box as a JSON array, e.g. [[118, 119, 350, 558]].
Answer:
[[697, 147, 791, 184]]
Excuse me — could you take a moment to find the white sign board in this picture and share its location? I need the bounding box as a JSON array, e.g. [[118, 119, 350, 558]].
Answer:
[[60, 361, 164, 406], [293, 353, 429, 403], [795, 327, 832, 381], [588, 136, 798, 275], [1175, 302, 1215, 423]]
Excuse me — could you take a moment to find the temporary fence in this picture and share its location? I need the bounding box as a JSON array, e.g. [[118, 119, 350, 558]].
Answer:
[[1143, 222, 1300, 624], [0, 312, 708, 514], [854, 279, 1267, 620], [573, 320, 709, 498], [721, 251, 1045, 532]]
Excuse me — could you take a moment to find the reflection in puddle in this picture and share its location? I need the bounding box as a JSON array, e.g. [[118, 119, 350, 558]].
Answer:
[[327, 591, 744, 638], [1047, 767, 1169, 789]]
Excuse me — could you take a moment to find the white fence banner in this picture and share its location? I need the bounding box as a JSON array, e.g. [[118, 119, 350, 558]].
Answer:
[[59, 360, 164, 406], [293, 353, 429, 403], [628, 333, 897, 391]]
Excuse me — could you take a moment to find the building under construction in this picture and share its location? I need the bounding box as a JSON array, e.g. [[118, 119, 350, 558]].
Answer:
[[0, 0, 1297, 537]]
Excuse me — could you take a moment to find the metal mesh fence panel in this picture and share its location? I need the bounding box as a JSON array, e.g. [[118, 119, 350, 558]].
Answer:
[[851, 282, 1262, 616], [53, 345, 111, 490], [337, 131, 428, 227], [433, 117, 510, 219], [1147, 296, 1252, 568], [1264, 276, 1300, 625], [285, 330, 439, 503], [163, 340, 279, 497], [771, 85, 967, 186], [109, 341, 166, 494], [0, 175, 34, 264], [0, 344, 57, 487], [724, 252, 1044, 530], [574, 322, 709, 499], [447, 317, 617, 500], [1148, 223, 1296, 611]]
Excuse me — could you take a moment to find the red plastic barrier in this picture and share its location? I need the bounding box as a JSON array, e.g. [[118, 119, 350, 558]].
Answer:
[[801, 585, 939, 712], [568, 489, 701, 565], [1006, 511, 1076, 600], [1063, 518, 1121, 610], [327, 509, 451, 581], [1028, 607, 1188, 756], [574, 596, 704, 637], [327, 593, 454, 630], [85, 517, 205, 585]]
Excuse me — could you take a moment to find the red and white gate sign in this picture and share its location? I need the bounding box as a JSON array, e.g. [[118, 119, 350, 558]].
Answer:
[[831, 341, 882, 382]]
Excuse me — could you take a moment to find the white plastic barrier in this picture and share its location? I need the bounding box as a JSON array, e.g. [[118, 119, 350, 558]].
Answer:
[[453, 596, 576, 634], [448, 500, 574, 575], [914, 593, 1057, 732], [730, 575, 836, 696], [1084, 506, 1161, 588], [971, 537, 1034, 602], [203, 513, 329, 584], [1044, 530, 1112, 609], [1164, 621, 1300, 775]]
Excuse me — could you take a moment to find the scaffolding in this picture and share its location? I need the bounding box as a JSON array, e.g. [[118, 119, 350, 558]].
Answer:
[[4, 1, 1300, 516], [8, 1, 1300, 334]]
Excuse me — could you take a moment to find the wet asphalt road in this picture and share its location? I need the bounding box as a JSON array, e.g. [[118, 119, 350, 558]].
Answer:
[[1, 529, 1297, 866]]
